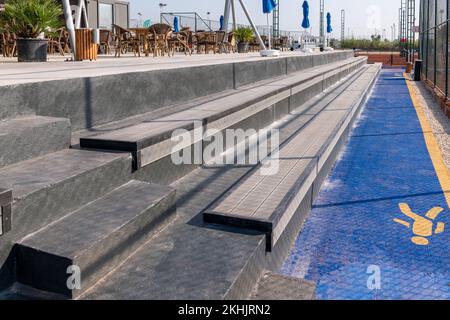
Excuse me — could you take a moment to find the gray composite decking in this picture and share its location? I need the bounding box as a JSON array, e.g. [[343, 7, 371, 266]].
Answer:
[[204, 64, 381, 251]]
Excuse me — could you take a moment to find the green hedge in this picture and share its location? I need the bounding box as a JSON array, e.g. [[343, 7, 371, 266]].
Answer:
[[341, 39, 400, 51]]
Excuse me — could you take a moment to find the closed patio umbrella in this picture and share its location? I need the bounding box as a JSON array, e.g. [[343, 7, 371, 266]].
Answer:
[[220, 15, 224, 31], [173, 16, 179, 33], [301, 1, 310, 30], [262, 0, 277, 49], [326, 12, 332, 33]]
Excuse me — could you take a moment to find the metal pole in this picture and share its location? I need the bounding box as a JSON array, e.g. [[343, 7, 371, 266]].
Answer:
[[230, 0, 237, 31], [320, 0, 324, 48], [223, 0, 231, 32], [237, 0, 267, 50], [61, 0, 76, 60]]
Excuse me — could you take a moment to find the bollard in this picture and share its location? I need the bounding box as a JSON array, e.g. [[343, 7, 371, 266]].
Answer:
[[414, 60, 422, 81], [406, 62, 413, 74]]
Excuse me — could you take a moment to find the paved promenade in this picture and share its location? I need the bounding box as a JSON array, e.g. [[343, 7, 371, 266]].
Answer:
[[280, 69, 450, 299]]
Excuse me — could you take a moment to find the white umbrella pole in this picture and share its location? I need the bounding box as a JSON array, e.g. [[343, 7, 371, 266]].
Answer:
[[62, 0, 76, 60], [267, 13, 271, 50]]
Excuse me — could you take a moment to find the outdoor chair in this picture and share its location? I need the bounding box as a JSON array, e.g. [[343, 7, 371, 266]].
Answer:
[[99, 29, 112, 54], [148, 23, 173, 57], [249, 37, 260, 52], [226, 32, 236, 53], [168, 30, 192, 56], [214, 31, 228, 54], [113, 24, 140, 58], [196, 31, 216, 54], [275, 36, 289, 51], [47, 28, 70, 56], [1, 31, 16, 57]]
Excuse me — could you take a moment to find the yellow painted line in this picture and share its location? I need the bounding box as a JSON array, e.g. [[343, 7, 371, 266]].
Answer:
[[405, 74, 450, 209]]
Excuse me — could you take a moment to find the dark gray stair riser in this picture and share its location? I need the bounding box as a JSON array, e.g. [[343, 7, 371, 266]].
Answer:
[[0, 117, 71, 168], [0, 52, 353, 127], [15, 182, 176, 298]]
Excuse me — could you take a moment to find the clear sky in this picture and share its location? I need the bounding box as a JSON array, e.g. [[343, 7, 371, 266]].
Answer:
[[129, 0, 418, 39]]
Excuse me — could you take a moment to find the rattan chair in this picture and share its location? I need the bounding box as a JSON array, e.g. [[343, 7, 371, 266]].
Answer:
[[99, 29, 112, 54], [148, 23, 173, 57], [113, 24, 140, 57]]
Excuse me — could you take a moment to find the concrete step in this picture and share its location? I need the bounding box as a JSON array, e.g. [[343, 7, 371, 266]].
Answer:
[[249, 271, 316, 300], [78, 65, 380, 301], [0, 116, 71, 168], [80, 57, 367, 170], [0, 149, 132, 285], [204, 64, 382, 251], [15, 180, 176, 298]]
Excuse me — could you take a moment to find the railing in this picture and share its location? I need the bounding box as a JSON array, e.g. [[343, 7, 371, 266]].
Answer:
[[160, 12, 308, 41]]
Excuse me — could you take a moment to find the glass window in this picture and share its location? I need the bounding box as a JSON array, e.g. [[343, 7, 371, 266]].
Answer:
[[421, 0, 429, 33], [429, 0, 436, 28], [447, 21, 450, 96], [428, 29, 436, 83], [436, 24, 447, 92], [99, 3, 113, 30], [437, 0, 447, 25]]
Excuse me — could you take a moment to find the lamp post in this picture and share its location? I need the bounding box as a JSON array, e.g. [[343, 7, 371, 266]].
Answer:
[[207, 11, 211, 29], [137, 12, 142, 28], [159, 3, 167, 23]]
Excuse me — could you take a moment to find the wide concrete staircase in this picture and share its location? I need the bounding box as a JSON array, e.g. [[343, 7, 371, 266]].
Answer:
[[0, 52, 380, 299]]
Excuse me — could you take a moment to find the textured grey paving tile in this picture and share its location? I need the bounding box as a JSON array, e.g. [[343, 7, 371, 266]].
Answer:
[[19, 181, 173, 257], [0, 149, 129, 199], [249, 271, 315, 300], [17, 180, 176, 298], [0, 116, 71, 168]]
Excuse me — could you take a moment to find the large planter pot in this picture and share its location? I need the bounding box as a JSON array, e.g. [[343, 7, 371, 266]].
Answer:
[[237, 42, 249, 54], [16, 38, 48, 62]]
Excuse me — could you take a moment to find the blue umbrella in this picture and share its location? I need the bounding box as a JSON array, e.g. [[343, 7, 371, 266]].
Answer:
[[302, 1, 310, 29], [301, 1, 310, 29], [262, 0, 277, 13], [262, 0, 277, 49], [220, 15, 224, 30], [326, 12, 333, 33], [173, 16, 179, 33]]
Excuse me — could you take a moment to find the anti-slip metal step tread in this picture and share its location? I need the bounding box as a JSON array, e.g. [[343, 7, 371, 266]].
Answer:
[[15, 180, 176, 298]]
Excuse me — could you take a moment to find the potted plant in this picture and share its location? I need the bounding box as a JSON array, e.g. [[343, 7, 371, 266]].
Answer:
[[3, 0, 63, 62], [235, 27, 253, 53]]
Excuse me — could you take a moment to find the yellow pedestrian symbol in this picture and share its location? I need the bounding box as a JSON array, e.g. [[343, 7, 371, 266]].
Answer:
[[394, 203, 445, 246]]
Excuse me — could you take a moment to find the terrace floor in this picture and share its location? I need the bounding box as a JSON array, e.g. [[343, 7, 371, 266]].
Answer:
[[0, 51, 319, 86], [279, 69, 450, 299]]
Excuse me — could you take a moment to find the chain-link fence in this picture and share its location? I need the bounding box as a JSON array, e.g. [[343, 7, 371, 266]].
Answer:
[[419, 0, 449, 98]]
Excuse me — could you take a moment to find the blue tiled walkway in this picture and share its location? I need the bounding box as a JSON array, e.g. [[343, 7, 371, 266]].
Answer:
[[280, 69, 449, 300]]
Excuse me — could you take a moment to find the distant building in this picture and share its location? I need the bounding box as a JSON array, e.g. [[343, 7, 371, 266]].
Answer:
[[72, 0, 129, 29], [0, 1, 129, 29]]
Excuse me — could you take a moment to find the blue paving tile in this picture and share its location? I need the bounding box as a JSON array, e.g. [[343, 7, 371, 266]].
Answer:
[[279, 69, 450, 300]]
